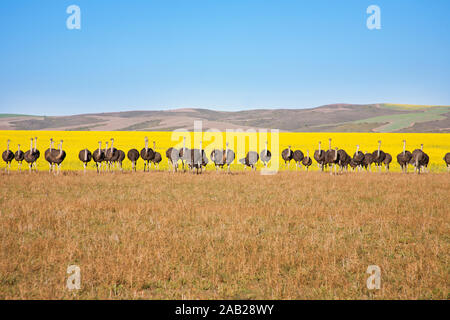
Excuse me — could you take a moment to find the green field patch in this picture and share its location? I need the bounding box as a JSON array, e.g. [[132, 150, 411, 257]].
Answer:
[[355, 107, 450, 132]]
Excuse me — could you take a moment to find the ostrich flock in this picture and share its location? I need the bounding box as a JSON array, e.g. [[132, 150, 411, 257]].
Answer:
[[2, 136, 450, 175]]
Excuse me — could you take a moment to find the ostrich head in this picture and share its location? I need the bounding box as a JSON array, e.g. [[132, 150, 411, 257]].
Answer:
[[421, 144, 424, 151], [49, 138, 54, 150]]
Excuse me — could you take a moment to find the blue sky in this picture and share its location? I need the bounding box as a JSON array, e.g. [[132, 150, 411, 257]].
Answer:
[[1, 0, 449, 116]]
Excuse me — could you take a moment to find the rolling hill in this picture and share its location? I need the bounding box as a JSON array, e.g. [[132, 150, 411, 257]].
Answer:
[[1, 103, 449, 133]]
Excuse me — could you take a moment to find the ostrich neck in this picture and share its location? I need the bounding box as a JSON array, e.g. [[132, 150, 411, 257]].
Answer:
[[34, 140, 37, 152], [85, 149, 87, 160], [319, 143, 321, 152]]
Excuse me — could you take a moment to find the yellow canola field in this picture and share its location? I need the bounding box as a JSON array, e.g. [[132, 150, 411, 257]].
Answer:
[[0, 130, 449, 172]]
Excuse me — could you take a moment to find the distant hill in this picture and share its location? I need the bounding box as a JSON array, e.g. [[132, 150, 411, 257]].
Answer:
[[1, 103, 449, 133]]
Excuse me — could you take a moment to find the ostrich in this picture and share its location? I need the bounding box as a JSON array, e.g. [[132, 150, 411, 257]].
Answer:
[[410, 144, 426, 174], [224, 143, 235, 173], [187, 141, 206, 174], [106, 138, 120, 172], [117, 150, 125, 172], [50, 140, 66, 174], [210, 148, 224, 171], [314, 141, 326, 171], [210, 143, 234, 172], [352, 145, 365, 172], [371, 140, 386, 172], [92, 141, 105, 173], [45, 138, 59, 173], [260, 141, 272, 168], [14, 144, 24, 172], [293, 149, 304, 170], [397, 140, 412, 173], [281, 146, 294, 169], [140, 137, 155, 172], [103, 141, 110, 172], [166, 147, 179, 172], [324, 140, 339, 175], [301, 150, 312, 171], [29, 137, 40, 172], [78, 148, 92, 174], [151, 141, 162, 170], [239, 151, 259, 171], [127, 148, 140, 172], [444, 152, 450, 172], [362, 151, 373, 172], [383, 153, 392, 172], [24, 138, 39, 173], [33, 137, 40, 165], [337, 149, 350, 173], [2, 140, 14, 173]]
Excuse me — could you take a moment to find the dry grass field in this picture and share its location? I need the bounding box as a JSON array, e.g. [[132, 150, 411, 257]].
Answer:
[[0, 170, 448, 300]]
